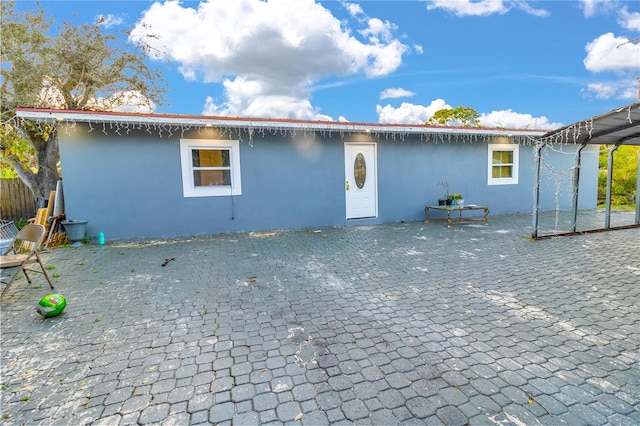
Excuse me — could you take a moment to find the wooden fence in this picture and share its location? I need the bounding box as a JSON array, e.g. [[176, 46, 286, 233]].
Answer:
[[0, 179, 37, 221]]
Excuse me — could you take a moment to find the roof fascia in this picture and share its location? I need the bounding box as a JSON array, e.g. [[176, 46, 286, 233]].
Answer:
[[15, 108, 545, 138]]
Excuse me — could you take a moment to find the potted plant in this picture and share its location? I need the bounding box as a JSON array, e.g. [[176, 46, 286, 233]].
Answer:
[[437, 180, 451, 205], [451, 193, 464, 207]]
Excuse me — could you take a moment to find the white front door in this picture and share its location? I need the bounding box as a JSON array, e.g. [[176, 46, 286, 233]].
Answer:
[[345, 143, 377, 219]]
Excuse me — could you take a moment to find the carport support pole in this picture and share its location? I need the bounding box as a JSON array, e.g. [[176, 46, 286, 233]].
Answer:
[[532, 141, 544, 239], [605, 142, 623, 228], [636, 152, 640, 225], [570, 142, 587, 232]]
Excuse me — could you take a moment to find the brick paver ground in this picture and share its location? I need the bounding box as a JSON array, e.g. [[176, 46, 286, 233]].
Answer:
[[1, 211, 639, 425]]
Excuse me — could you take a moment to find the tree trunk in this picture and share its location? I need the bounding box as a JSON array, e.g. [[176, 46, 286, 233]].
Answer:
[[12, 130, 60, 201], [34, 131, 60, 199]]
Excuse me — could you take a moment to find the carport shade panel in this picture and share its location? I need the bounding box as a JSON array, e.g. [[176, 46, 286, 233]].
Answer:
[[538, 102, 640, 146]]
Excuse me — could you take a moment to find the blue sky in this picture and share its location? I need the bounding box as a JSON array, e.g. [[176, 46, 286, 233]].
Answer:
[[14, 0, 640, 129]]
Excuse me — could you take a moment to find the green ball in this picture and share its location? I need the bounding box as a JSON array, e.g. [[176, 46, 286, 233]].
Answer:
[[36, 294, 67, 318]]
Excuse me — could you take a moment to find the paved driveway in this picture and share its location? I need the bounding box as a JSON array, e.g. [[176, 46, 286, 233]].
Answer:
[[1, 213, 639, 425]]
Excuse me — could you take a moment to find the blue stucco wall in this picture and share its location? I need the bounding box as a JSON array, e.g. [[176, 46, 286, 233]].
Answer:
[[375, 139, 598, 223], [58, 125, 598, 239]]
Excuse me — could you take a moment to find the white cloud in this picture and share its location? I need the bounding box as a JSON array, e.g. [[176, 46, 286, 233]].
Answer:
[[513, 2, 549, 18], [342, 2, 364, 18], [618, 7, 640, 32], [620, 83, 639, 99], [585, 80, 638, 100], [203, 94, 332, 121], [583, 32, 639, 101], [376, 99, 450, 124], [377, 99, 560, 129], [584, 32, 640, 73], [130, 0, 408, 120], [426, 0, 548, 17], [107, 91, 156, 113], [580, 0, 600, 18], [96, 14, 124, 28], [580, 0, 619, 18], [582, 2, 640, 32], [380, 88, 415, 99], [360, 17, 396, 43], [427, 0, 509, 16], [585, 82, 619, 99], [414, 44, 424, 54], [38, 78, 155, 113], [479, 109, 561, 130]]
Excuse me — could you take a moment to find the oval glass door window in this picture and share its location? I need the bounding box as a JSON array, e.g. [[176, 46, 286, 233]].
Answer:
[[354, 153, 366, 189]]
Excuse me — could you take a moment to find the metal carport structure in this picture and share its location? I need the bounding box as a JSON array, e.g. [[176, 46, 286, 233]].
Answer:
[[532, 102, 640, 239]]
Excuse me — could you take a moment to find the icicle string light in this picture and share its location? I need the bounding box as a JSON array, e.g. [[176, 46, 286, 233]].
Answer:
[[8, 114, 544, 148], [533, 142, 581, 232]]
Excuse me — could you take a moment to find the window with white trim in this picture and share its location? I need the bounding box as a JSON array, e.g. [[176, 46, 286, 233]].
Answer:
[[488, 144, 519, 185], [180, 139, 242, 197]]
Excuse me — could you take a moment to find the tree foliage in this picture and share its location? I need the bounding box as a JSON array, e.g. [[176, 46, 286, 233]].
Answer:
[[426, 106, 480, 127], [1, 1, 167, 198], [598, 145, 639, 207]]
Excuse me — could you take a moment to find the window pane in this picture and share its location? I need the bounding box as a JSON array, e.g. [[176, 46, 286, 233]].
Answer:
[[353, 153, 367, 189], [503, 151, 513, 164], [492, 165, 512, 178], [492, 150, 513, 165], [192, 149, 230, 167], [193, 170, 231, 186]]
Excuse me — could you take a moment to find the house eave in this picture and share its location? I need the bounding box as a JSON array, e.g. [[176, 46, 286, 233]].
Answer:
[[15, 108, 547, 138]]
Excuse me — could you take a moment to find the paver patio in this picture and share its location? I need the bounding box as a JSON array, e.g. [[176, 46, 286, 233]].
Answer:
[[1, 211, 639, 425]]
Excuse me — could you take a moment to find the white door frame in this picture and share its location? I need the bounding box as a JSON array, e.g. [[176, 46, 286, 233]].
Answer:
[[345, 142, 378, 219]]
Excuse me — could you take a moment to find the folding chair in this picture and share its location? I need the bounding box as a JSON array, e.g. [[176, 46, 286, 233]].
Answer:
[[0, 220, 19, 253], [1, 224, 54, 299]]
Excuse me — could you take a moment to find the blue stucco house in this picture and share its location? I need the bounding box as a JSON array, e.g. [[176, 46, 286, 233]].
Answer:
[[16, 109, 599, 240]]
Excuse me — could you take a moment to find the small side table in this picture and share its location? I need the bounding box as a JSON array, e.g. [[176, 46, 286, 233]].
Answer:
[[425, 205, 490, 228]]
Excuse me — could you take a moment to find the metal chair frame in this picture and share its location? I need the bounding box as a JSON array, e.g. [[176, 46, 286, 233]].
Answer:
[[1, 224, 54, 299]]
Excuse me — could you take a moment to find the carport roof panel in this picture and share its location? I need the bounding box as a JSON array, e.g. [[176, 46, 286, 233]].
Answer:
[[539, 102, 640, 146]]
